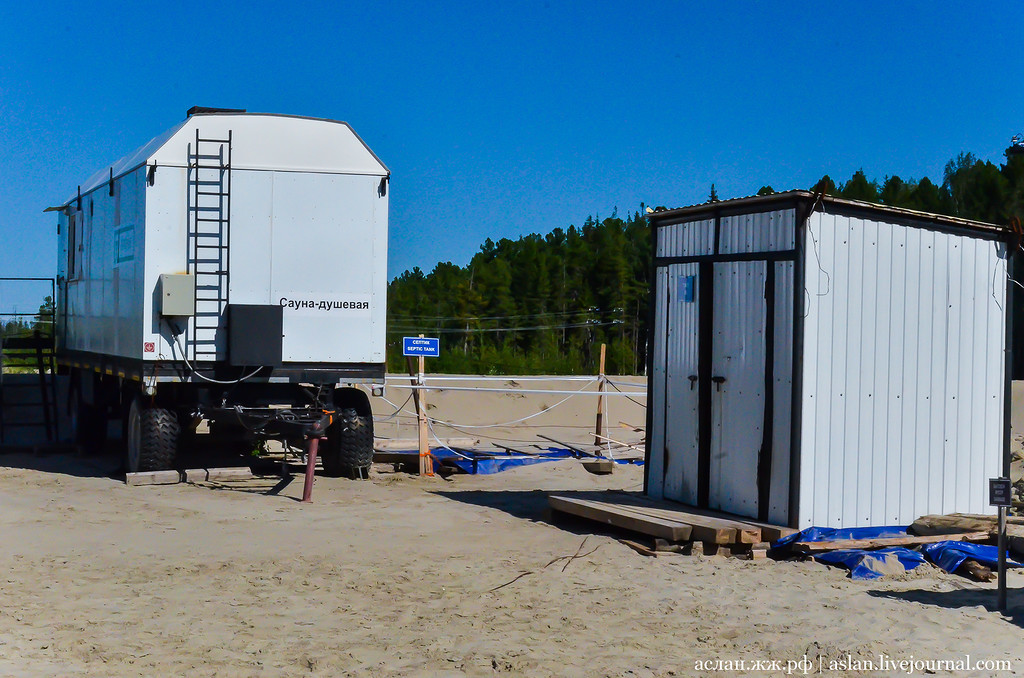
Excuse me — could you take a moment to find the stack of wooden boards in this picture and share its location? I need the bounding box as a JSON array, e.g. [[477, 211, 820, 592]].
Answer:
[[547, 492, 798, 559], [911, 513, 1024, 557]]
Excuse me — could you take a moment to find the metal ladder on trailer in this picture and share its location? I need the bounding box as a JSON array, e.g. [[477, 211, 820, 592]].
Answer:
[[0, 330, 58, 445], [186, 130, 232, 363]]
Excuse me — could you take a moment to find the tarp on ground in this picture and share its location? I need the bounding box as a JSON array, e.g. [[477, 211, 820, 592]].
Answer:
[[921, 540, 1024, 573], [774, 525, 1023, 580], [383, 446, 643, 475], [813, 547, 927, 580]]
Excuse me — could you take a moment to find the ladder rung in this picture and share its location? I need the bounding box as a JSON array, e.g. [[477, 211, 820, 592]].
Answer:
[[196, 191, 228, 197], [195, 218, 227, 223], [191, 180, 223, 186], [197, 137, 231, 143]]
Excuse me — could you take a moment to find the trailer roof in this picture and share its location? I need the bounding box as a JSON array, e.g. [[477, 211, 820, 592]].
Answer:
[[57, 113, 388, 207], [645, 189, 1009, 237]]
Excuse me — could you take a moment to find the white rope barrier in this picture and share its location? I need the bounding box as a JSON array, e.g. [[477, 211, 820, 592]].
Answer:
[[386, 384, 646, 397]]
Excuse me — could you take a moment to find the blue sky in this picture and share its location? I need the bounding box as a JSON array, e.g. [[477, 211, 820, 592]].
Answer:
[[2, 1, 1023, 312]]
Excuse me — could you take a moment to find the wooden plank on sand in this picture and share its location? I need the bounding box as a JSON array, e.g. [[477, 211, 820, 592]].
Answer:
[[608, 491, 795, 542], [791, 532, 991, 553], [548, 495, 694, 542], [592, 493, 760, 543]]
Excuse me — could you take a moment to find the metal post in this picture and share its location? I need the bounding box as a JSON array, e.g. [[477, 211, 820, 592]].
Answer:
[[998, 504, 1007, 612], [417, 334, 433, 477], [301, 436, 321, 503]]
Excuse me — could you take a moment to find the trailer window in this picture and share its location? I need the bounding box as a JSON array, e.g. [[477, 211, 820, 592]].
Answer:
[[68, 211, 81, 280]]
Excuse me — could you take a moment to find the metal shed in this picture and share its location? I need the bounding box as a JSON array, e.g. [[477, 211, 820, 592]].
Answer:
[[645, 191, 1014, 529]]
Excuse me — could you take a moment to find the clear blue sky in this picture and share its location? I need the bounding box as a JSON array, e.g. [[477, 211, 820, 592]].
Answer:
[[2, 1, 1023, 310]]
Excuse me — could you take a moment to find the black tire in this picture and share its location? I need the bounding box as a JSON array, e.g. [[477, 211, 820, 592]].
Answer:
[[125, 399, 180, 473], [321, 407, 373, 478]]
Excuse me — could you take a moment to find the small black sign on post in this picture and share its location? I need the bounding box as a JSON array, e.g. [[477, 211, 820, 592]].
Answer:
[[990, 478, 1012, 507], [990, 477, 1011, 612]]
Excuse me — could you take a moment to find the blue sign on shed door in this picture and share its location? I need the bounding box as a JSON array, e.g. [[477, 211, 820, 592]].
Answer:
[[679, 275, 696, 302]]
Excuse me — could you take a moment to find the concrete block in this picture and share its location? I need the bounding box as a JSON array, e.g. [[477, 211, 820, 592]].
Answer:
[[126, 470, 181, 486], [206, 467, 253, 481], [183, 468, 209, 482]]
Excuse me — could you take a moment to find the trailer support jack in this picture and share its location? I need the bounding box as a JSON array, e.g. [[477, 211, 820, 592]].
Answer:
[[300, 436, 322, 503]]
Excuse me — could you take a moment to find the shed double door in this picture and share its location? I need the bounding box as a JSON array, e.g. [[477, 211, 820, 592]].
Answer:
[[663, 259, 791, 521]]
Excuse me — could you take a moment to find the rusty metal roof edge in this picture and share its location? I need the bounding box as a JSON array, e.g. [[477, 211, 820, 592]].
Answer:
[[646, 189, 1008, 235]]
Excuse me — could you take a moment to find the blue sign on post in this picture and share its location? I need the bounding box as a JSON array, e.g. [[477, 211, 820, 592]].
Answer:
[[403, 336, 440, 357]]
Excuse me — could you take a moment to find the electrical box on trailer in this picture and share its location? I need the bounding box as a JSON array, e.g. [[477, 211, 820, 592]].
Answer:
[[159, 274, 196, 316]]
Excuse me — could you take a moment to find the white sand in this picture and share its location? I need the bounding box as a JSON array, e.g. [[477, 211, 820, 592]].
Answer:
[[0, 376, 1022, 677]]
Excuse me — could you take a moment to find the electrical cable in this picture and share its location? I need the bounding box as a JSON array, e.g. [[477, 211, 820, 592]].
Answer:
[[606, 378, 647, 408], [166, 322, 264, 385]]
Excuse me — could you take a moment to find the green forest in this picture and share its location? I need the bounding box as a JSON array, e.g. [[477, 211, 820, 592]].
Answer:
[[386, 146, 1024, 375]]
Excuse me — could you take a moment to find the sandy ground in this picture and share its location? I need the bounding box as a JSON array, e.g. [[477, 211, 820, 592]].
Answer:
[[1, 376, 1023, 677]]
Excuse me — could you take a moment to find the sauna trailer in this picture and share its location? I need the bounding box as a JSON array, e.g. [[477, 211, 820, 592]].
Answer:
[[645, 191, 1013, 528], [50, 108, 389, 475]]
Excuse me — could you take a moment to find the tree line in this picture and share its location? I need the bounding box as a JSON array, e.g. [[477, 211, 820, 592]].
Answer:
[[387, 143, 1024, 376]]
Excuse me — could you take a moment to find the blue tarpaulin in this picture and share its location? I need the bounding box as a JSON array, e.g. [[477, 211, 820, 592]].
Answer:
[[774, 525, 909, 548], [776, 525, 1020, 580], [384, 446, 644, 475], [813, 547, 926, 580], [922, 540, 1023, 573]]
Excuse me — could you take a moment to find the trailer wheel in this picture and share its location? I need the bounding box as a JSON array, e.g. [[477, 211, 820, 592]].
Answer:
[[321, 408, 374, 478], [125, 399, 180, 473]]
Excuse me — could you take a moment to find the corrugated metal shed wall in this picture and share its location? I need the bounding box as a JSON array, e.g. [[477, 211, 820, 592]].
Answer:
[[663, 263, 702, 504], [719, 208, 796, 254], [656, 219, 714, 257], [798, 211, 1006, 527], [769, 260, 794, 525], [647, 266, 669, 499]]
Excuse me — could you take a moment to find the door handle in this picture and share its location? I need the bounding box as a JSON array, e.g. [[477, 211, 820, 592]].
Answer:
[[711, 376, 726, 392], [688, 375, 698, 390]]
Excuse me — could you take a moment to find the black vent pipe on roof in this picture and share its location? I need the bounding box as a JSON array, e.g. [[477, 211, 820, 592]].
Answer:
[[187, 106, 247, 118]]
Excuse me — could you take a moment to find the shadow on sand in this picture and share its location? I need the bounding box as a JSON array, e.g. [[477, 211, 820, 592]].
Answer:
[[867, 586, 1024, 628]]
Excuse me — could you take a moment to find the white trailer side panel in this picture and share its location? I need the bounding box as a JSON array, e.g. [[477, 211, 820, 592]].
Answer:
[[57, 166, 147, 361], [267, 171, 386, 363], [143, 166, 189, 360], [798, 211, 1005, 528]]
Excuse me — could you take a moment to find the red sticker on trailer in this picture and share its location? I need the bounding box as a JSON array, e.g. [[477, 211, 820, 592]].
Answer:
[[144, 342, 155, 353]]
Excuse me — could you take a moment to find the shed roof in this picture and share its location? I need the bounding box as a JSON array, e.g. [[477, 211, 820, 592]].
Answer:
[[645, 190, 1009, 237], [59, 112, 388, 207]]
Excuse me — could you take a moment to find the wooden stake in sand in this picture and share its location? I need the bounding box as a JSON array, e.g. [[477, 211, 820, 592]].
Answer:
[[404, 334, 433, 477], [593, 343, 606, 446]]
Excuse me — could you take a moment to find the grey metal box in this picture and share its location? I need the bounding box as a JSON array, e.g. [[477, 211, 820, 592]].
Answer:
[[159, 274, 195, 316]]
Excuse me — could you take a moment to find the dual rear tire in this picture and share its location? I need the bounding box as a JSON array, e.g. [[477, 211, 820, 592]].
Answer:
[[320, 407, 374, 478], [124, 398, 180, 474]]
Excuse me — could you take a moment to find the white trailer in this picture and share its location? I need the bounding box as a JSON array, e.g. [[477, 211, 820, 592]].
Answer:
[[50, 108, 389, 475]]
